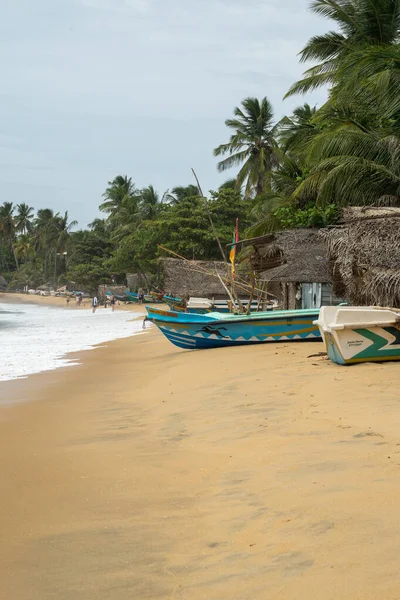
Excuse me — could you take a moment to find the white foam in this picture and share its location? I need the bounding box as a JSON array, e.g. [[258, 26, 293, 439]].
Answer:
[[0, 303, 149, 381]]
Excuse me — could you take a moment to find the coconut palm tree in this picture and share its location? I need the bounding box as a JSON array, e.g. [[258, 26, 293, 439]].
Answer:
[[34, 208, 57, 250], [54, 211, 78, 253], [164, 185, 200, 204], [109, 195, 141, 242], [248, 154, 311, 235], [15, 203, 34, 234], [0, 202, 19, 270], [213, 97, 280, 198], [100, 175, 138, 215], [279, 104, 319, 153], [293, 124, 400, 206], [286, 0, 400, 97], [14, 234, 35, 262], [139, 185, 162, 220]]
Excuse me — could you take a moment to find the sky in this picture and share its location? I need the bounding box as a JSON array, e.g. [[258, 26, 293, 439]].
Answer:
[[0, 0, 329, 227]]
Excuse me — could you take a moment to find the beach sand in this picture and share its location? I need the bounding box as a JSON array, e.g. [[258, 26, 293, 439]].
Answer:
[[0, 292, 142, 311], [1, 305, 400, 599]]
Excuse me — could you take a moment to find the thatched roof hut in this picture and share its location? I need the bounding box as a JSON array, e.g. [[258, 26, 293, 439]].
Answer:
[[239, 229, 332, 283], [322, 207, 400, 307], [159, 258, 231, 298]]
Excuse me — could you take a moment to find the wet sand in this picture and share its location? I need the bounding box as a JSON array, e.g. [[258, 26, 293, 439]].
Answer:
[[1, 319, 400, 599]]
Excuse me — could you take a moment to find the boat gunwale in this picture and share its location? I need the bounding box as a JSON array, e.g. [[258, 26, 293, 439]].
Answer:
[[146, 307, 320, 326]]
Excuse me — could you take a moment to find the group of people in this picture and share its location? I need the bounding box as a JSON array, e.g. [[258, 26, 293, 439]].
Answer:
[[65, 293, 83, 306], [66, 288, 151, 313], [91, 295, 117, 313]]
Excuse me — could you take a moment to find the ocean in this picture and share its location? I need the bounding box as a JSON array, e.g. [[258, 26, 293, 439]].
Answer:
[[0, 302, 147, 381]]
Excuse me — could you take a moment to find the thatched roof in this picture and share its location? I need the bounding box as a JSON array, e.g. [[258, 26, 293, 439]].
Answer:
[[247, 229, 332, 284], [322, 207, 400, 307], [159, 258, 231, 298]]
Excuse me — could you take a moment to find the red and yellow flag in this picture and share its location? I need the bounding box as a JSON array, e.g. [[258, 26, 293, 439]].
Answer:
[[229, 218, 239, 278]]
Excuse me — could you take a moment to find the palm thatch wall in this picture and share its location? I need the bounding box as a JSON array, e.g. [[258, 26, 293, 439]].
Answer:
[[159, 258, 231, 298], [322, 207, 400, 307], [242, 229, 332, 283]]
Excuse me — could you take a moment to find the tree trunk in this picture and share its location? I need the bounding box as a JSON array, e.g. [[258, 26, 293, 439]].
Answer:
[[11, 242, 19, 271]]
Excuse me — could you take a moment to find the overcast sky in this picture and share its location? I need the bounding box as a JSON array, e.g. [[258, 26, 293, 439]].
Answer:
[[1, 0, 328, 227]]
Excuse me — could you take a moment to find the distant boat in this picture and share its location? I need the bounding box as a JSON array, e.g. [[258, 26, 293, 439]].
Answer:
[[146, 306, 321, 350], [166, 296, 263, 314], [126, 291, 156, 303], [315, 306, 400, 365]]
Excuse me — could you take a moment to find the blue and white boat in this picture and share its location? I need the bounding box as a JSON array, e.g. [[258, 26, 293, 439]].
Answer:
[[145, 306, 321, 350], [315, 306, 400, 365]]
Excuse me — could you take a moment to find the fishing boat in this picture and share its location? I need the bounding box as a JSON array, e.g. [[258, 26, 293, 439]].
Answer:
[[145, 306, 321, 349], [166, 296, 262, 314], [105, 291, 129, 303], [126, 291, 156, 303], [315, 306, 400, 365]]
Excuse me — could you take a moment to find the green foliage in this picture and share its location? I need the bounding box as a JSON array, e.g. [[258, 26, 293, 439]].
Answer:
[[67, 260, 111, 293], [2, 0, 400, 290], [273, 204, 339, 229], [214, 97, 280, 198]]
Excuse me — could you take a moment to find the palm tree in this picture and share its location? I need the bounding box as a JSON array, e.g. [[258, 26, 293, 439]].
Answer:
[[294, 125, 400, 206], [139, 185, 161, 220], [100, 175, 138, 215], [164, 185, 200, 204], [330, 44, 400, 122], [15, 203, 34, 234], [0, 202, 19, 270], [109, 196, 141, 242], [14, 234, 35, 262], [279, 104, 319, 153], [214, 97, 280, 198], [248, 155, 311, 235], [34, 209, 57, 250], [54, 211, 78, 253], [286, 0, 400, 97]]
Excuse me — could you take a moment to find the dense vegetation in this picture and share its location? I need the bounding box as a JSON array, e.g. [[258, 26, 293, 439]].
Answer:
[[1, 0, 399, 291]]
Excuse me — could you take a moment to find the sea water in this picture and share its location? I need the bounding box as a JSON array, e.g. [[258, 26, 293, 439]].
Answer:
[[0, 302, 148, 381]]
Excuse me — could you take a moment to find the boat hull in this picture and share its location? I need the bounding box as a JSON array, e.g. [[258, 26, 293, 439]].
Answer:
[[316, 306, 400, 365], [147, 308, 321, 350], [326, 327, 400, 365]]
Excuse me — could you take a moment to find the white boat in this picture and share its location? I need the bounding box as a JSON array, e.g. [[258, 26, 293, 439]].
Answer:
[[315, 306, 400, 365], [185, 297, 260, 314]]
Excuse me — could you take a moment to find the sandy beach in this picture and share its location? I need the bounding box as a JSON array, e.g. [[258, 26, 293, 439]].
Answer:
[[2, 296, 400, 599]]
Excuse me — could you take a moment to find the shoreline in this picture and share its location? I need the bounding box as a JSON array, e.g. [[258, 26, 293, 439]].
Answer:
[[0, 291, 150, 312], [0, 293, 149, 388], [2, 316, 400, 598]]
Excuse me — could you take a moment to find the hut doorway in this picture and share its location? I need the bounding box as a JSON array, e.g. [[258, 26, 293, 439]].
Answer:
[[301, 283, 322, 309]]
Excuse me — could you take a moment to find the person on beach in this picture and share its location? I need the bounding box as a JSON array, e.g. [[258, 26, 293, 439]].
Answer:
[[66, 296, 70, 306], [110, 295, 116, 312], [78, 294, 83, 306], [75, 294, 79, 306], [138, 287, 144, 305], [92, 295, 98, 313]]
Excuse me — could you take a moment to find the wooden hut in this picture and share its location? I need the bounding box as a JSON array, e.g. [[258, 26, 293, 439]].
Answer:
[[322, 207, 400, 308], [239, 229, 341, 310], [158, 258, 231, 299]]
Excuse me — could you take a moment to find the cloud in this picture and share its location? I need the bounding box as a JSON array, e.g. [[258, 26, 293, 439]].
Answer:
[[81, 0, 149, 12], [0, 0, 329, 224]]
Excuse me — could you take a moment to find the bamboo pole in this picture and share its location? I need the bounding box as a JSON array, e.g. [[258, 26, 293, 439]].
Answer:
[[158, 244, 276, 299]]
